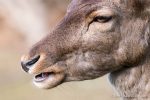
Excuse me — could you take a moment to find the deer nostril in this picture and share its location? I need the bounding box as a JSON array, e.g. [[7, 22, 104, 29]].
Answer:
[[21, 62, 29, 72], [26, 55, 40, 66], [21, 55, 40, 72]]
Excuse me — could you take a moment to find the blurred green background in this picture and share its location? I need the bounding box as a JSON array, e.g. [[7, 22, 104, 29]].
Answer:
[[0, 0, 119, 100]]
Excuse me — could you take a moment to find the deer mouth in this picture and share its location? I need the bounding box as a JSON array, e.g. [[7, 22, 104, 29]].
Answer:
[[34, 72, 55, 82], [32, 64, 66, 89]]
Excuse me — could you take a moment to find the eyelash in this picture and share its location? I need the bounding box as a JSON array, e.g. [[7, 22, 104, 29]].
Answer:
[[93, 16, 113, 23]]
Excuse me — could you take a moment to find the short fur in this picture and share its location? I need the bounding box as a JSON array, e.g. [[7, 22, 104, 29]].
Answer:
[[21, 0, 150, 100]]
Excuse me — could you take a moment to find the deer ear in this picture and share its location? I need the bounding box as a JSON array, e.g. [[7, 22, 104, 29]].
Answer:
[[133, 0, 150, 16], [130, 0, 150, 15]]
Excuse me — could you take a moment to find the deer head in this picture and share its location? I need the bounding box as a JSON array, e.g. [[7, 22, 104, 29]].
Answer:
[[21, 0, 150, 89]]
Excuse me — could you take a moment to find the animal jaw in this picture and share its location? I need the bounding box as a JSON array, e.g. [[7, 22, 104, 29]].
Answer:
[[21, 0, 150, 99]]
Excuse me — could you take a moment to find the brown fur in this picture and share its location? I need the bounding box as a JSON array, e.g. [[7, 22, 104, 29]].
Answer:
[[21, 0, 150, 100]]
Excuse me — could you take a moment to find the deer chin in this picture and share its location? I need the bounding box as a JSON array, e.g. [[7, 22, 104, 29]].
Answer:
[[33, 71, 65, 89]]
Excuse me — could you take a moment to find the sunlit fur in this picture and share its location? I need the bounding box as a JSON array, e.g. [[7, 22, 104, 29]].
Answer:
[[21, 0, 150, 100]]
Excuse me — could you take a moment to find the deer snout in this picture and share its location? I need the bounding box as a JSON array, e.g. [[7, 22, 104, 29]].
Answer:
[[21, 55, 40, 72]]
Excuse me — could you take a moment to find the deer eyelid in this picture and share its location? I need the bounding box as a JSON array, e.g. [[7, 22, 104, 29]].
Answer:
[[88, 8, 115, 23], [93, 15, 113, 23]]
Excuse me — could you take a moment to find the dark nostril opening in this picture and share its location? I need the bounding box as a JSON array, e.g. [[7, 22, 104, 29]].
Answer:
[[21, 55, 40, 72], [26, 55, 40, 66], [21, 62, 29, 72]]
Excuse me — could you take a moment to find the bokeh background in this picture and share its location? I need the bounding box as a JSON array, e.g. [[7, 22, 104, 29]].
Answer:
[[0, 0, 119, 100]]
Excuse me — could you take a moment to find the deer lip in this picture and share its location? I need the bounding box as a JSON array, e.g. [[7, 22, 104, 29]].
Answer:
[[34, 72, 54, 82]]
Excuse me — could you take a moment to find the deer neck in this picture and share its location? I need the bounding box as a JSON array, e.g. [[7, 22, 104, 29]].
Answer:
[[109, 56, 150, 100]]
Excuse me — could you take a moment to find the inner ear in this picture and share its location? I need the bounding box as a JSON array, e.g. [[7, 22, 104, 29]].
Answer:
[[145, 21, 150, 44], [145, 4, 150, 15], [141, 1, 150, 14]]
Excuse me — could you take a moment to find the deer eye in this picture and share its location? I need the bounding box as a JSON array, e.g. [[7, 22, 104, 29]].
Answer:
[[94, 16, 113, 23]]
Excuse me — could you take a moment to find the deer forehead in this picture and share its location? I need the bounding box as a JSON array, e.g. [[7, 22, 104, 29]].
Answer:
[[68, 0, 121, 11], [68, 0, 150, 14], [71, 0, 120, 4]]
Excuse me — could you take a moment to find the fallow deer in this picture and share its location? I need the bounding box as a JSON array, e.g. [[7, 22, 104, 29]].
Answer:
[[21, 0, 150, 100]]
